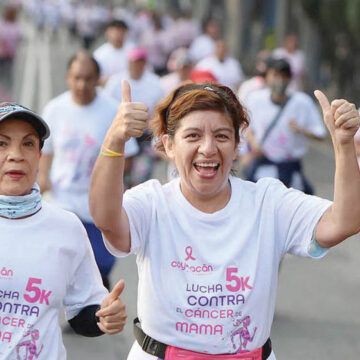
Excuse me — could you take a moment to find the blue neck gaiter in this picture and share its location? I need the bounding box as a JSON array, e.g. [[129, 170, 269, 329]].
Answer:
[[0, 183, 42, 219]]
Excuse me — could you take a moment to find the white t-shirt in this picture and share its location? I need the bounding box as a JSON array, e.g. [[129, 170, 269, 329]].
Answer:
[[160, 72, 183, 96], [0, 201, 107, 359], [104, 70, 164, 115], [93, 41, 136, 78], [188, 34, 216, 64], [105, 176, 331, 358], [237, 76, 266, 104], [246, 88, 326, 162], [42, 91, 139, 222], [195, 55, 244, 91]]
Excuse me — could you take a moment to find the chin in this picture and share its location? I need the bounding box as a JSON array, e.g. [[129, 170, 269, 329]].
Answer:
[[0, 185, 32, 197]]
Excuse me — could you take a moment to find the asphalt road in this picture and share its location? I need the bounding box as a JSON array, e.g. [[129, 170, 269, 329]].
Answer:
[[6, 20, 360, 360]]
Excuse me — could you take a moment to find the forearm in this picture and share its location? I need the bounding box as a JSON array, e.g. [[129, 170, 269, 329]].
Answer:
[[68, 304, 103, 337], [89, 136, 126, 235], [333, 142, 360, 233], [317, 142, 360, 246]]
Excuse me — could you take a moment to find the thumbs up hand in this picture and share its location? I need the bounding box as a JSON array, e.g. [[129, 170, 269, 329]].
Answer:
[[314, 90, 359, 146], [109, 80, 149, 143], [96, 279, 127, 334]]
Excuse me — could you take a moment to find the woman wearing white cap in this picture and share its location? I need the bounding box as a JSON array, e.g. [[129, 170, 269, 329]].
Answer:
[[0, 102, 127, 359]]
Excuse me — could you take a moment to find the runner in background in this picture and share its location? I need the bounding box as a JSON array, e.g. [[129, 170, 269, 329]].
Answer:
[[93, 19, 136, 86], [240, 58, 326, 193], [38, 51, 139, 289], [272, 33, 306, 93], [104, 48, 163, 188]]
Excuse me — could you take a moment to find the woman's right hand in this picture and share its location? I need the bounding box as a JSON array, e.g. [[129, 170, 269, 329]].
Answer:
[[107, 80, 149, 145]]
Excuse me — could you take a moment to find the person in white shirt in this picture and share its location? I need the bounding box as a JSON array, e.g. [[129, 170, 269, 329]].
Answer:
[[104, 48, 164, 187], [104, 47, 164, 115], [195, 40, 244, 91], [0, 102, 127, 359], [240, 58, 326, 194], [38, 51, 139, 289], [188, 18, 220, 64], [93, 19, 135, 86], [237, 50, 271, 103], [89, 80, 360, 359], [272, 34, 306, 93], [160, 47, 194, 95]]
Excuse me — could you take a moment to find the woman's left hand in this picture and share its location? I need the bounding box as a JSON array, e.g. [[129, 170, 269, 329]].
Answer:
[[314, 90, 360, 146], [96, 279, 127, 334]]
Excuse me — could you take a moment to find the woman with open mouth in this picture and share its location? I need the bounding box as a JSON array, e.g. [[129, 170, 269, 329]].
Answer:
[[90, 80, 360, 360], [0, 102, 127, 359]]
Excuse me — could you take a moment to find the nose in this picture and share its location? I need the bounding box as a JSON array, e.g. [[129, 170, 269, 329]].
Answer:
[[198, 135, 217, 156], [77, 79, 87, 91], [7, 145, 24, 162]]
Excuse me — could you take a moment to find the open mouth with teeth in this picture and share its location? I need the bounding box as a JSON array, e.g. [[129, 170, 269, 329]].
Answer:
[[193, 162, 220, 178]]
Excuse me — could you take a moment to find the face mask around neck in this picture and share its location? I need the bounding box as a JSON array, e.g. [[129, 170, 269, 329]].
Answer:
[[0, 183, 42, 219], [269, 78, 289, 96]]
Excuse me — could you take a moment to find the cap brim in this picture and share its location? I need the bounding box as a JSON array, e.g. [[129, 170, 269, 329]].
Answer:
[[0, 110, 50, 141]]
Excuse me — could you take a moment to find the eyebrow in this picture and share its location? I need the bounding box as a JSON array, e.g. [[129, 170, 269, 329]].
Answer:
[[0, 133, 38, 140], [182, 127, 234, 133]]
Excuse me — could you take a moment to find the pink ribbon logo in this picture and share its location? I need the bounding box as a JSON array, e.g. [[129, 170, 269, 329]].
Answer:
[[185, 246, 196, 261]]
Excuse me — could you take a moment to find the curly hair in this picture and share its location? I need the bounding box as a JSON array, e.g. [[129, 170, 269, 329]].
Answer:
[[150, 82, 249, 154]]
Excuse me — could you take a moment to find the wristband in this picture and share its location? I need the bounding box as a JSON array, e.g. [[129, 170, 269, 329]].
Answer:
[[100, 146, 125, 157]]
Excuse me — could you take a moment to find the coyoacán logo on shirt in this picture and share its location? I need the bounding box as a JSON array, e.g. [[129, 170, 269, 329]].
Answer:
[[0, 267, 13, 279], [170, 246, 214, 274]]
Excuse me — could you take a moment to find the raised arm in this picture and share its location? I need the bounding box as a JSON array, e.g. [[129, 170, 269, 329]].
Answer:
[[314, 90, 360, 247], [89, 80, 148, 252]]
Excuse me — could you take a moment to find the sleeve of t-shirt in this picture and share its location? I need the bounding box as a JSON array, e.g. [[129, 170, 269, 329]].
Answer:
[[301, 96, 327, 138], [103, 180, 155, 258], [41, 103, 55, 155], [63, 216, 108, 320], [269, 179, 332, 258]]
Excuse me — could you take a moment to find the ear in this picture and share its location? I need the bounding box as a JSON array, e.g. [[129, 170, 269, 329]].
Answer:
[[162, 134, 175, 160]]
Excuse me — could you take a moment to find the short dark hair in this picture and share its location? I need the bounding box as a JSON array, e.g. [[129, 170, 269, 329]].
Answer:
[[106, 19, 128, 30], [67, 51, 100, 77], [267, 58, 292, 78]]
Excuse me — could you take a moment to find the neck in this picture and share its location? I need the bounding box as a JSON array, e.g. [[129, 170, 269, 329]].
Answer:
[[72, 93, 96, 106], [270, 93, 287, 105], [181, 180, 231, 213]]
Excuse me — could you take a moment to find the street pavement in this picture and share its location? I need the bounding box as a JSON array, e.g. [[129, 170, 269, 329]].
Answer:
[[6, 20, 360, 360]]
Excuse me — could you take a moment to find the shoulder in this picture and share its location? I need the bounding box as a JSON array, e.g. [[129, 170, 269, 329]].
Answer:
[[41, 201, 85, 231], [234, 176, 289, 202], [290, 91, 315, 107], [96, 91, 118, 108], [43, 92, 71, 112], [107, 72, 125, 88], [42, 92, 72, 121], [94, 43, 111, 58], [124, 179, 164, 199], [144, 70, 160, 82], [246, 88, 270, 106]]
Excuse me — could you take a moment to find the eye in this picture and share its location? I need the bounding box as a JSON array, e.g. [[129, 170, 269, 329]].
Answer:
[[186, 133, 199, 139], [24, 141, 34, 147], [0, 140, 7, 147], [216, 134, 229, 140]]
